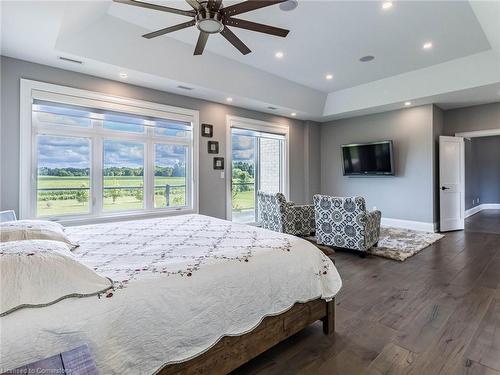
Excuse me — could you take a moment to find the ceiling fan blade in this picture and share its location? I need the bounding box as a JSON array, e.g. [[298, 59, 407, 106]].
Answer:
[[194, 32, 209, 55], [224, 18, 289, 37], [143, 20, 196, 39], [113, 0, 195, 17], [208, 0, 223, 11], [220, 26, 251, 55], [221, 0, 286, 17], [185, 0, 201, 11]]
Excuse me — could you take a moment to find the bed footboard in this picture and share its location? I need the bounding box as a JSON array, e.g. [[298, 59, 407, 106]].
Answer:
[[157, 298, 335, 375]]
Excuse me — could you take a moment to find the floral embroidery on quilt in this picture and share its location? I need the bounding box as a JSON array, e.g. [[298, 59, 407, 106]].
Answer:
[[66, 215, 293, 287]]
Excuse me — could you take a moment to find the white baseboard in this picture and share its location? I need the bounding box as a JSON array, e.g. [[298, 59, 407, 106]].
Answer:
[[465, 205, 482, 218], [381, 217, 437, 232], [465, 203, 500, 218]]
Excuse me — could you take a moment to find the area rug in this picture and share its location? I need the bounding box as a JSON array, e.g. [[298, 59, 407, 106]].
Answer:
[[305, 227, 444, 262], [369, 227, 444, 261]]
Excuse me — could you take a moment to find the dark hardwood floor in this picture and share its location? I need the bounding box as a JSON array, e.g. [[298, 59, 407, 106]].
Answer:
[[233, 210, 500, 375]]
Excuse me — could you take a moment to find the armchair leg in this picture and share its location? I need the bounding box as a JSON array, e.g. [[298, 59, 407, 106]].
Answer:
[[373, 242, 379, 247]]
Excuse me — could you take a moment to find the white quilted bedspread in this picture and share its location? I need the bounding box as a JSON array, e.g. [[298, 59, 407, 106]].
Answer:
[[0, 214, 342, 374]]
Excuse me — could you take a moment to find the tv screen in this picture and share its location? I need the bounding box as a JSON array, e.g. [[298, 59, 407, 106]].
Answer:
[[342, 141, 394, 176]]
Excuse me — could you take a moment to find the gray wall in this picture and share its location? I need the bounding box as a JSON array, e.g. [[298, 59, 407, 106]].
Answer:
[[465, 136, 500, 208], [304, 121, 322, 204], [475, 136, 500, 205], [0, 56, 316, 219], [320, 105, 436, 224], [443, 102, 500, 209], [432, 105, 444, 221], [443, 102, 500, 136]]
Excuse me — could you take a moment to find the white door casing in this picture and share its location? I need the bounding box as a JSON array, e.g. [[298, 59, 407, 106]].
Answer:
[[439, 136, 465, 232]]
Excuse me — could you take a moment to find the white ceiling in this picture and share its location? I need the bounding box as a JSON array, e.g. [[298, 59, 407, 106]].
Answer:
[[1, 0, 500, 121], [110, 0, 491, 92]]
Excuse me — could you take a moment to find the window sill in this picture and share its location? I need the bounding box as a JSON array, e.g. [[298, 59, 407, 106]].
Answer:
[[50, 207, 198, 227]]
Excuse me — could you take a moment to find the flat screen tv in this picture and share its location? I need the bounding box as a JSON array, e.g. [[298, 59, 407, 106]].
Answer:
[[342, 141, 394, 176]]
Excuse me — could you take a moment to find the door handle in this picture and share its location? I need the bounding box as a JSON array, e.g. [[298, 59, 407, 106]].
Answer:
[[441, 186, 450, 191]]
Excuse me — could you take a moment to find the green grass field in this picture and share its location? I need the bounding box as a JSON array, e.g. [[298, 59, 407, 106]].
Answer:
[[231, 190, 254, 211], [37, 176, 187, 217], [36, 176, 255, 217]]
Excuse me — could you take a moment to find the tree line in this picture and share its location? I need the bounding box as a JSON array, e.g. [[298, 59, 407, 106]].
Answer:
[[38, 165, 186, 177]]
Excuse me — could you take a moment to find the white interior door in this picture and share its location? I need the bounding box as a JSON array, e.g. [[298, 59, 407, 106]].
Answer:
[[439, 136, 465, 232]]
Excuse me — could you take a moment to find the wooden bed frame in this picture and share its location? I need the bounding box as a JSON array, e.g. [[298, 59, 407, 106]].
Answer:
[[158, 298, 335, 375]]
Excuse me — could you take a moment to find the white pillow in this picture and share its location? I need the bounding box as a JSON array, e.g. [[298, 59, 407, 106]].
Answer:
[[0, 220, 78, 249], [0, 240, 113, 317]]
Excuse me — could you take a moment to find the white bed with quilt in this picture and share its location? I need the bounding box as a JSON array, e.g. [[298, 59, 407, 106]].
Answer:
[[0, 214, 342, 374]]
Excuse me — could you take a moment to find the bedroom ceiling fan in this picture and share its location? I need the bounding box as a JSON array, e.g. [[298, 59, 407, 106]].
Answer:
[[114, 0, 290, 55]]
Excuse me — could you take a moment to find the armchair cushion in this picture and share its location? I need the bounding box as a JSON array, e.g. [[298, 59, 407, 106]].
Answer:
[[257, 192, 286, 233], [257, 191, 315, 236], [314, 195, 381, 252], [284, 204, 316, 236]]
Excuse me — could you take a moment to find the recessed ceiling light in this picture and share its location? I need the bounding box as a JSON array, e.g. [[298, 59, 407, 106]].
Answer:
[[291, 112, 297, 116], [275, 51, 284, 59], [226, 97, 233, 102], [404, 101, 412, 106], [119, 73, 128, 78], [360, 55, 375, 62], [423, 42, 433, 50], [382, 2, 393, 10], [325, 74, 333, 80]]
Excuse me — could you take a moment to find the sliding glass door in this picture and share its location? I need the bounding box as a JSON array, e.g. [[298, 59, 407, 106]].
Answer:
[[230, 123, 287, 224]]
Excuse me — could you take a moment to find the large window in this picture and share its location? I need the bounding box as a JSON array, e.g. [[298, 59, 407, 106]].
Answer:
[[226, 116, 288, 224], [20, 80, 199, 221]]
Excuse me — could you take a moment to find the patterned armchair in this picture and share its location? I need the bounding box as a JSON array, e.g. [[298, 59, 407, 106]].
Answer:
[[313, 195, 381, 253], [257, 191, 315, 236]]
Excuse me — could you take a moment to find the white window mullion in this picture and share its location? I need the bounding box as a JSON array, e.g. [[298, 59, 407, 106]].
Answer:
[[255, 137, 260, 222], [186, 144, 192, 209], [92, 119, 104, 216], [31, 130, 38, 218], [145, 137, 154, 211]]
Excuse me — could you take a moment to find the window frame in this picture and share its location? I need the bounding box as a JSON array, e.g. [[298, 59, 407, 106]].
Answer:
[[20, 79, 199, 224], [225, 115, 289, 223]]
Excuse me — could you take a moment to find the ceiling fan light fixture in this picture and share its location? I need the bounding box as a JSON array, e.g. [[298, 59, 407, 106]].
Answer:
[[196, 12, 224, 34], [279, 0, 298, 11], [115, 0, 290, 56]]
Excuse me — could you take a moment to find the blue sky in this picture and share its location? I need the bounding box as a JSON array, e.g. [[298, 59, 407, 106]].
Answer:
[[36, 105, 192, 169], [37, 136, 187, 169], [37, 135, 90, 168], [232, 135, 255, 162], [103, 140, 144, 168], [155, 144, 186, 167]]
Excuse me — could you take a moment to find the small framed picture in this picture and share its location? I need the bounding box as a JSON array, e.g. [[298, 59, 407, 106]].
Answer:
[[201, 123, 213, 138], [208, 141, 219, 154], [213, 157, 224, 170]]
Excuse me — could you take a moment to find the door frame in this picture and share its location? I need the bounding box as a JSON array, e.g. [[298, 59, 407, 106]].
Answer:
[[453, 127, 500, 222], [225, 115, 289, 222]]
